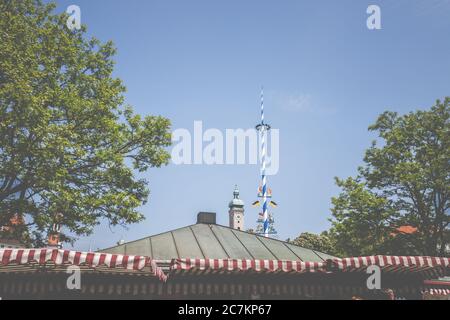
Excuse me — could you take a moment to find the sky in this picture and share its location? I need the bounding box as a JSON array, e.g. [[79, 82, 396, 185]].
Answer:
[[46, 0, 450, 251]]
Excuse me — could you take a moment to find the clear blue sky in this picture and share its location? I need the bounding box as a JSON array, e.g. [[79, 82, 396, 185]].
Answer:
[[49, 0, 450, 251]]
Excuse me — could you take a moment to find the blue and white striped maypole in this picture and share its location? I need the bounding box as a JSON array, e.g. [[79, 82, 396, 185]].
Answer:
[[256, 87, 271, 237]]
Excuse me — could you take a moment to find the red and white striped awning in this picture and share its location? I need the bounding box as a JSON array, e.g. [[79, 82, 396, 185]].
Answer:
[[424, 288, 450, 296], [331, 256, 450, 270], [169, 256, 450, 276], [422, 279, 450, 296], [2, 250, 449, 281], [329, 255, 450, 278], [170, 258, 326, 273], [0, 248, 167, 281]]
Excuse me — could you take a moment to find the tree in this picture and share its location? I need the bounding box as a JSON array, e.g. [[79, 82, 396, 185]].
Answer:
[[328, 177, 397, 256], [0, 0, 172, 246], [329, 99, 449, 256], [289, 232, 337, 256]]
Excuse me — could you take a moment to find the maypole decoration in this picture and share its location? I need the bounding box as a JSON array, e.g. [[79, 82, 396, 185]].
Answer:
[[252, 87, 277, 238]]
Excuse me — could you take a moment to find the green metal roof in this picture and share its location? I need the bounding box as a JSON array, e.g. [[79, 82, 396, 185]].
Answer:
[[100, 223, 336, 262]]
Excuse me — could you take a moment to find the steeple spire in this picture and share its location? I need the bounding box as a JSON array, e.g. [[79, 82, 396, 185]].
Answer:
[[233, 185, 239, 199]]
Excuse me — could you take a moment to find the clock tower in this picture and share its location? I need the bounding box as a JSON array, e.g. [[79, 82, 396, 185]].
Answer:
[[229, 185, 244, 231]]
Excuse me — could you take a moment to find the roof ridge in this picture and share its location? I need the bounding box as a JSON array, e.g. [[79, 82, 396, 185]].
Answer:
[[230, 228, 255, 259], [169, 231, 181, 259], [282, 242, 303, 261], [253, 235, 279, 260], [188, 225, 206, 259], [209, 225, 231, 258], [97, 223, 337, 259]]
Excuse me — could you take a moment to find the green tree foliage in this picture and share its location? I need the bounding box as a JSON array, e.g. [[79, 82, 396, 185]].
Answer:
[[0, 0, 172, 246], [288, 231, 337, 256], [329, 177, 397, 256], [329, 99, 449, 256]]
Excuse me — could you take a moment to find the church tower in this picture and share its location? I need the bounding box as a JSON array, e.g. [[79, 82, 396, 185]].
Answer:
[[229, 185, 244, 231]]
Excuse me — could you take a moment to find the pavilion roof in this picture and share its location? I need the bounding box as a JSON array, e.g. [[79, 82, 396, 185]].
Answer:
[[100, 223, 336, 262]]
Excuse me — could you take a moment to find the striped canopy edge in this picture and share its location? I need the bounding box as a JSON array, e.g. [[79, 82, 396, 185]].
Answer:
[[330, 255, 450, 270], [170, 258, 326, 273], [422, 279, 450, 296], [0, 248, 167, 281], [422, 288, 450, 296]]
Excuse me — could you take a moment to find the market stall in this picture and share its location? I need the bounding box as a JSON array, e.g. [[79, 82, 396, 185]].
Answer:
[[1, 248, 449, 299], [0, 248, 166, 299]]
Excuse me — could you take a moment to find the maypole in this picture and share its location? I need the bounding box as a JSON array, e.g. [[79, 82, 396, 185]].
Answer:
[[253, 87, 277, 238]]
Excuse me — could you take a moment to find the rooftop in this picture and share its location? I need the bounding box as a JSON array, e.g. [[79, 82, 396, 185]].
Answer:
[[100, 223, 336, 262]]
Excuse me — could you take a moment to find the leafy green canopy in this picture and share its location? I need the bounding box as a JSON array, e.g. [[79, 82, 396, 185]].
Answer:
[[329, 99, 449, 256], [0, 0, 171, 246], [288, 232, 337, 256]]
